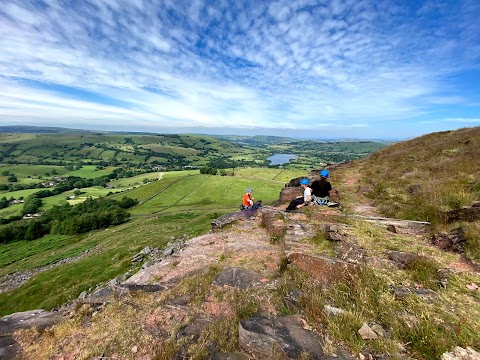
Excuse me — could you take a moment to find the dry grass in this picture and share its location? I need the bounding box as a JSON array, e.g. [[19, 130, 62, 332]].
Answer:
[[286, 265, 480, 359], [333, 127, 480, 263], [15, 263, 274, 359], [362, 127, 480, 220]]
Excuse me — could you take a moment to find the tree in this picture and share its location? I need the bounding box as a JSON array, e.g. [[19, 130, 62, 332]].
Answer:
[[0, 197, 8, 209], [7, 175, 17, 182]]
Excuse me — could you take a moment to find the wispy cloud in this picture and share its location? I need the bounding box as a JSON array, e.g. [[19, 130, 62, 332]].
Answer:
[[1, 0, 479, 138]]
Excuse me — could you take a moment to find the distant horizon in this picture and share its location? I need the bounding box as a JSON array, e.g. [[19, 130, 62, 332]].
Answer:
[[0, 123, 417, 141], [1, 1, 479, 138]]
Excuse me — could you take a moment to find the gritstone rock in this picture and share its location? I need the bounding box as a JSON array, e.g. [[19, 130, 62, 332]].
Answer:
[[358, 323, 378, 340]]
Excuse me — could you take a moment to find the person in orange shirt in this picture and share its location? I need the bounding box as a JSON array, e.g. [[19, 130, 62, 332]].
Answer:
[[243, 187, 254, 209]]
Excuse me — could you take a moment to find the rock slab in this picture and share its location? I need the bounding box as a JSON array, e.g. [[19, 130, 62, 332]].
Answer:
[[213, 267, 264, 290], [239, 315, 340, 359], [0, 309, 64, 360], [287, 253, 358, 287]]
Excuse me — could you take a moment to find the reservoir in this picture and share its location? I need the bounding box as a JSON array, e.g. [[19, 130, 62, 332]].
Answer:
[[267, 153, 297, 165]]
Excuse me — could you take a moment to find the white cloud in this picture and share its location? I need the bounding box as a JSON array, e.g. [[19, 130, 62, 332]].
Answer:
[[441, 118, 480, 123], [0, 0, 479, 138]]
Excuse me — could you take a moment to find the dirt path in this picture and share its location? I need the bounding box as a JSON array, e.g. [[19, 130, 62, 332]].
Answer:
[[338, 167, 380, 217]]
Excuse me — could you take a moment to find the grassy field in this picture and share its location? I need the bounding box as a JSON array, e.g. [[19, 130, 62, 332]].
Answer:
[[0, 164, 68, 178], [0, 209, 219, 315], [39, 187, 123, 210], [0, 188, 41, 199], [64, 165, 118, 178], [0, 173, 285, 315], [108, 170, 199, 188], [140, 144, 199, 156], [0, 165, 117, 186], [234, 167, 305, 183], [0, 204, 23, 218], [129, 174, 282, 215], [111, 173, 284, 215], [0, 166, 302, 220]]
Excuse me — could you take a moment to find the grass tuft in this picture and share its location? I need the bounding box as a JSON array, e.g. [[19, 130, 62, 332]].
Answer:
[[405, 257, 441, 289]]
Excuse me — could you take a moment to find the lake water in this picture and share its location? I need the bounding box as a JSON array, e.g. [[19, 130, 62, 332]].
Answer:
[[267, 153, 297, 165]]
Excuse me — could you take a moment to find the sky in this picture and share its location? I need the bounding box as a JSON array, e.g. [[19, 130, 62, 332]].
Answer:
[[1, 0, 480, 139]]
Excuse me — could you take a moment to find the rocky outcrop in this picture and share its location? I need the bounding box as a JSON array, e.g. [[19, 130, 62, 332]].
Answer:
[[390, 286, 436, 301], [320, 223, 350, 242], [431, 228, 466, 253], [387, 251, 422, 269], [335, 242, 368, 263], [213, 267, 264, 290], [0, 310, 63, 334], [210, 352, 250, 360], [211, 211, 247, 232], [278, 187, 303, 204], [441, 346, 480, 360], [0, 310, 64, 359], [262, 209, 287, 238], [441, 203, 480, 223], [358, 323, 378, 340], [0, 336, 18, 360], [239, 315, 351, 359]]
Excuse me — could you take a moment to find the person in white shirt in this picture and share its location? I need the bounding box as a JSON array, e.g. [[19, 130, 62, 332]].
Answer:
[[286, 178, 312, 212]]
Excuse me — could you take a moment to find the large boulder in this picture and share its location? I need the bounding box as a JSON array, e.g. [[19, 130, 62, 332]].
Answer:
[[278, 187, 303, 204], [0, 309, 64, 359], [262, 209, 287, 238], [211, 211, 246, 232], [0, 336, 19, 360], [239, 315, 350, 359], [0, 310, 63, 335]]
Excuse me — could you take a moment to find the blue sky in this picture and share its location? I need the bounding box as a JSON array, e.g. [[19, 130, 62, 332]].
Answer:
[[0, 0, 479, 139]]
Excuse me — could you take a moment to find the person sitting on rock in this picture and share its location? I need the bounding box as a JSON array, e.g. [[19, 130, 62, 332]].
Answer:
[[311, 169, 332, 205], [286, 179, 312, 212], [242, 187, 254, 209]]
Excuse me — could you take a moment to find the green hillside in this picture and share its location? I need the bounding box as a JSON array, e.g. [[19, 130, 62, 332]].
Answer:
[[333, 126, 480, 262], [0, 173, 292, 315], [358, 127, 480, 220], [0, 130, 386, 171]]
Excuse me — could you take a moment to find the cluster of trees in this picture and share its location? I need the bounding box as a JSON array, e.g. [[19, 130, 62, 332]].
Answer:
[[0, 197, 10, 209], [22, 197, 42, 215], [0, 175, 111, 196], [200, 167, 219, 175], [199, 167, 234, 176], [1, 171, 17, 182], [0, 196, 138, 243], [0, 181, 42, 192]]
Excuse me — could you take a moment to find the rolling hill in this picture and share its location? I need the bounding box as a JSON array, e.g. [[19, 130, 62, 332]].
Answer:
[[1, 127, 479, 359]]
